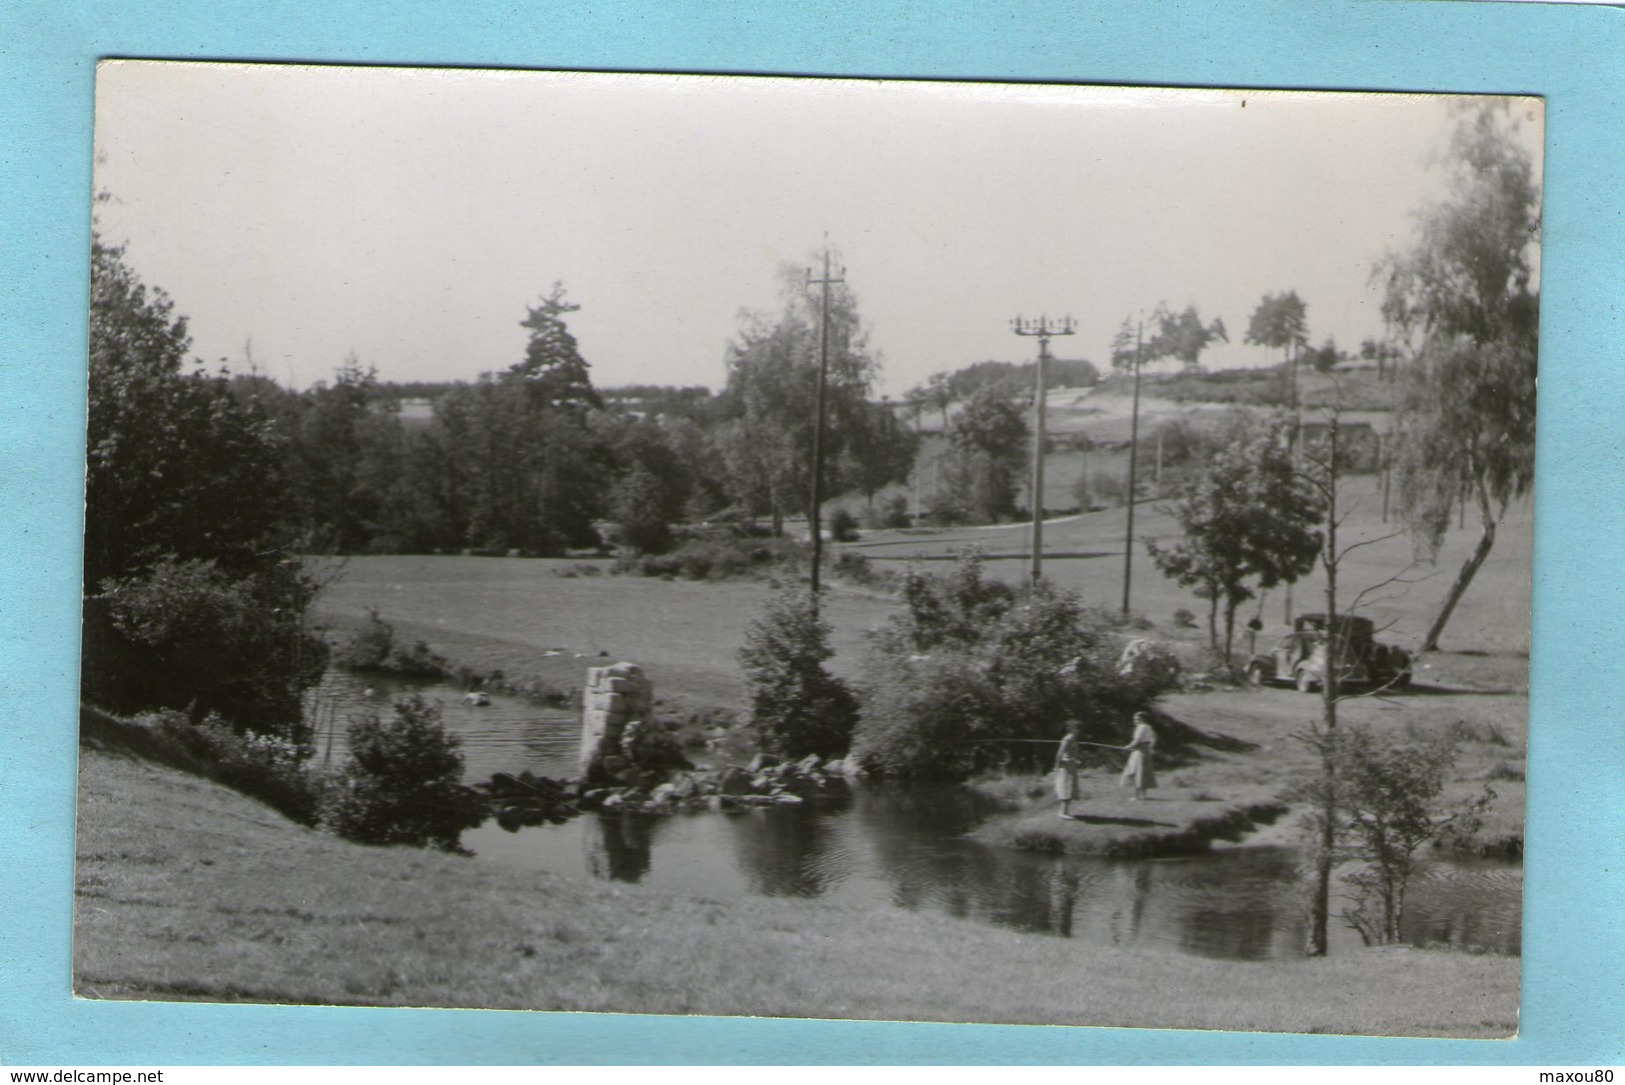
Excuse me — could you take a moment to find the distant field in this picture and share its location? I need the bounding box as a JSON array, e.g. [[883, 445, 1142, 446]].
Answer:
[[311, 557, 899, 709], [851, 481, 1533, 662]]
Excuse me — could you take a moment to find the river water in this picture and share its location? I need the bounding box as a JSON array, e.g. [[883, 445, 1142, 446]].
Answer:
[[307, 669, 1522, 962]]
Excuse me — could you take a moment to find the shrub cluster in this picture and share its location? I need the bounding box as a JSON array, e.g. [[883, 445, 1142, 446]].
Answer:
[[333, 609, 451, 678], [318, 695, 488, 852], [860, 495, 912, 530], [143, 708, 328, 825], [850, 550, 1178, 780], [86, 557, 329, 745], [738, 584, 860, 760], [613, 534, 807, 581], [137, 694, 489, 853]]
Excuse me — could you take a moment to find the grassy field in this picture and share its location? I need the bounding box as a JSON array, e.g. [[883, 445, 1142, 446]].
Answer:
[[74, 723, 1518, 1036], [315, 481, 1531, 703], [311, 556, 900, 710]]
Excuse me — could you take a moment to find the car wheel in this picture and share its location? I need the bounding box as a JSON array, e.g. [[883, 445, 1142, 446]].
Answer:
[[1295, 668, 1318, 693], [1246, 662, 1266, 687]]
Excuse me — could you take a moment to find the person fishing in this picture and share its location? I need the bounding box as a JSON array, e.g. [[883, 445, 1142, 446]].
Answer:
[[1120, 711, 1158, 800], [1053, 723, 1082, 819]]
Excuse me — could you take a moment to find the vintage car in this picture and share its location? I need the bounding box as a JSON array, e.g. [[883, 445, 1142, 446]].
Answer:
[[1245, 613, 1412, 693]]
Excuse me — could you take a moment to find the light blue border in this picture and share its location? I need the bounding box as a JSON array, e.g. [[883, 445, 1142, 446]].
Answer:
[[3, 0, 1621, 1065]]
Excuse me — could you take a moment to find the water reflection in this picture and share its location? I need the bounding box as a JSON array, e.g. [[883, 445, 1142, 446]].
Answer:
[[586, 814, 656, 882], [725, 802, 852, 898]]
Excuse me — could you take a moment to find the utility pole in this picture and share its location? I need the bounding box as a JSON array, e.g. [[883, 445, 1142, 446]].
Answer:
[[908, 397, 923, 525], [1122, 319, 1145, 617], [1011, 314, 1075, 585], [1284, 336, 1301, 625], [807, 244, 844, 606]]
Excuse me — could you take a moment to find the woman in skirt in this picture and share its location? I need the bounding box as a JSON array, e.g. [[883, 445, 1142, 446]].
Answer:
[[1120, 712, 1158, 800], [1053, 724, 1082, 818]]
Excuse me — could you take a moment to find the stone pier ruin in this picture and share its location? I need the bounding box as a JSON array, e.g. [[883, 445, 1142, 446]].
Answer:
[[578, 661, 654, 772]]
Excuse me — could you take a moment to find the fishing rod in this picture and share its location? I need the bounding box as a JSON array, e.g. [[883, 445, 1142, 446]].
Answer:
[[957, 738, 1125, 749]]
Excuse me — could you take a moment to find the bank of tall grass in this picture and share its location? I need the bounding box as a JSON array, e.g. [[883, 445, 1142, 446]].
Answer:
[[74, 726, 1517, 1036]]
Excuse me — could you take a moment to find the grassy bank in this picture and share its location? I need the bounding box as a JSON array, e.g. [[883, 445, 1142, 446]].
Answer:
[[75, 723, 1518, 1036]]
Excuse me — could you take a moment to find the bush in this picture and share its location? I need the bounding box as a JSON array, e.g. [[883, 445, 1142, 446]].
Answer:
[[333, 608, 395, 669], [146, 709, 327, 824], [738, 584, 859, 760], [861, 494, 912, 530], [1091, 471, 1129, 507], [851, 551, 1178, 780], [851, 652, 995, 778], [828, 506, 860, 542], [320, 695, 487, 851], [615, 534, 807, 582], [1328, 725, 1467, 946], [830, 550, 898, 592], [334, 609, 451, 678], [85, 557, 329, 746]]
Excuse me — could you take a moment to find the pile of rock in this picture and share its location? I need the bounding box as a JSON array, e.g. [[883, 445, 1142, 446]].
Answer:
[[474, 659, 857, 829], [595, 752, 853, 814], [473, 752, 856, 828], [479, 771, 578, 830]]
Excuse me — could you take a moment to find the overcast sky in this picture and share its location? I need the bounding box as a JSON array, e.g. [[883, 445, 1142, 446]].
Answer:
[[91, 63, 1542, 398]]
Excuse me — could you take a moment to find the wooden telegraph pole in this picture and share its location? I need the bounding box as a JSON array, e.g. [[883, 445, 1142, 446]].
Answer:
[[1122, 318, 1145, 617], [1011, 315, 1075, 585], [807, 245, 844, 607]]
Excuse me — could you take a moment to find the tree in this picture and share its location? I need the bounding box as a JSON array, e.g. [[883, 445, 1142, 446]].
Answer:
[[83, 232, 327, 740], [942, 386, 1029, 523], [1379, 101, 1540, 651], [916, 371, 956, 432], [1144, 413, 1324, 664], [1305, 337, 1342, 375], [1148, 303, 1228, 371], [1324, 725, 1478, 946], [717, 255, 880, 533], [842, 400, 920, 511], [738, 583, 860, 760], [1291, 394, 1412, 955], [514, 282, 601, 411], [321, 695, 487, 851], [1109, 315, 1141, 373], [407, 288, 611, 556], [286, 356, 409, 553], [610, 462, 674, 556], [85, 235, 291, 586], [1244, 291, 1309, 407]]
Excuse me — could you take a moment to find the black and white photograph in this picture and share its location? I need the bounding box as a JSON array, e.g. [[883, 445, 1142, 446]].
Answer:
[[75, 63, 1539, 1037]]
